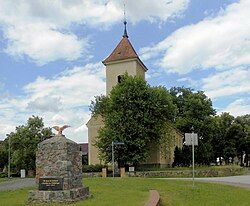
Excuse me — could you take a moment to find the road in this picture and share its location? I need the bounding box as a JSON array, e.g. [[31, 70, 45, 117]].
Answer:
[[161, 175, 250, 189], [0, 178, 35, 191]]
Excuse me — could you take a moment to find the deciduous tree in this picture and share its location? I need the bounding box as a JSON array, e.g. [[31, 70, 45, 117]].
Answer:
[[91, 74, 176, 165]]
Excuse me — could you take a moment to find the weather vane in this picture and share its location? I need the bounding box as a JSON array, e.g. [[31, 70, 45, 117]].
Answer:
[[123, 1, 128, 38]]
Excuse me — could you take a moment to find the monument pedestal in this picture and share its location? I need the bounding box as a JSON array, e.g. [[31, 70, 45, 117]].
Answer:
[[28, 135, 89, 203], [28, 187, 89, 203]]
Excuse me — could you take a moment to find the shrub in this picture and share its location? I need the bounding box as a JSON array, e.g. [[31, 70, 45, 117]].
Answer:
[[0, 172, 7, 178], [82, 164, 104, 173]]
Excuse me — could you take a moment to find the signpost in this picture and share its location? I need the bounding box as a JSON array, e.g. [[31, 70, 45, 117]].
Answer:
[[111, 141, 125, 178], [185, 129, 198, 188], [8, 136, 10, 179]]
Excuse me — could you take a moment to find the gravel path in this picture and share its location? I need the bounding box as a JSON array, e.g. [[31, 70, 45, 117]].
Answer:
[[0, 178, 35, 191], [160, 175, 250, 189]]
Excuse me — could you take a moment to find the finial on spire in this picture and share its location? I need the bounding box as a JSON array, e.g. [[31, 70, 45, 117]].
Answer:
[[123, 20, 128, 38], [123, 1, 128, 38]]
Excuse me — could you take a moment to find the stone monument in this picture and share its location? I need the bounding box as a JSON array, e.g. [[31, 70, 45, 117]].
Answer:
[[28, 132, 89, 203]]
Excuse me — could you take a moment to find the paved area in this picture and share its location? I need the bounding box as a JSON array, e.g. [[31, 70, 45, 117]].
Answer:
[[0, 178, 35, 191], [161, 175, 250, 189]]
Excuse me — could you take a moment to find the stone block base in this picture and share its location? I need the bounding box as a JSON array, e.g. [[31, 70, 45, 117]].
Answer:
[[28, 187, 89, 203]]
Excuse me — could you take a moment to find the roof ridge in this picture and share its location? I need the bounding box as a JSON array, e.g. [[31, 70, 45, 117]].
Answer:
[[102, 37, 138, 65]]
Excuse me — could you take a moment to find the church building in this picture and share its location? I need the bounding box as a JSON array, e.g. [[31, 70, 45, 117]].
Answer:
[[87, 22, 183, 167]]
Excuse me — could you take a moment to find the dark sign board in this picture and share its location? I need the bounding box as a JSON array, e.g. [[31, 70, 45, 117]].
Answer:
[[39, 177, 63, 191]]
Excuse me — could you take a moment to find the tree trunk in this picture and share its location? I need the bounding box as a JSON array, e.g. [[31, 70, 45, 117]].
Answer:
[[246, 153, 249, 167], [240, 154, 242, 166]]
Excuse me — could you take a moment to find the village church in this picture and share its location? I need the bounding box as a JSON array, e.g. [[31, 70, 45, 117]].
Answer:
[[87, 22, 183, 167]]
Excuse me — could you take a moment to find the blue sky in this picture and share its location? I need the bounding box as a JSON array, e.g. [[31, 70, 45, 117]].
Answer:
[[0, 0, 249, 143]]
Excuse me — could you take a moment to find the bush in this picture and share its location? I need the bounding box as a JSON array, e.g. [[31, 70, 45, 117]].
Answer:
[[82, 164, 104, 173], [11, 172, 20, 177], [0, 172, 7, 178]]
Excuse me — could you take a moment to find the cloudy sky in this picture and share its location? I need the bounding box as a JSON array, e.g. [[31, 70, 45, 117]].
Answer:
[[0, 0, 249, 143]]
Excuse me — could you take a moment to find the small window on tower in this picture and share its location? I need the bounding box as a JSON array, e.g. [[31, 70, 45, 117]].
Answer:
[[118, 75, 124, 83]]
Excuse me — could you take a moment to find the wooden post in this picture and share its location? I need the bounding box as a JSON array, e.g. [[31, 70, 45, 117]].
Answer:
[[102, 168, 107, 178], [120, 167, 125, 178]]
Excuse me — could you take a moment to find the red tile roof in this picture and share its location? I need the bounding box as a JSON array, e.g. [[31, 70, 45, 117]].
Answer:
[[102, 36, 139, 65]]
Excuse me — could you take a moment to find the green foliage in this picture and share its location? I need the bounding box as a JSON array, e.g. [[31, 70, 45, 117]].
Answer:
[[170, 87, 216, 165], [5, 116, 52, 172], [0, 150, 8, 169], [91, 74, 176, 165], [172, 145, 192, 167], [82, 155, 88, 166], [171, 88, 250, 166], [82, 164, 104, 173], [91, 80, 250, 167], [170, 87, 215, 132], [211, 113, 248, 165], [172, 146, 182, 167], [0, 172, 7, 178]]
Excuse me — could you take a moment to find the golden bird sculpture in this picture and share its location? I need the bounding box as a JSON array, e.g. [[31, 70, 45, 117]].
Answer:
[[52, 125, 70, 135]]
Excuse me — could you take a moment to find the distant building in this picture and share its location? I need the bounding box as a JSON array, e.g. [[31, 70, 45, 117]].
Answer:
[[87, 23, 183, 167]]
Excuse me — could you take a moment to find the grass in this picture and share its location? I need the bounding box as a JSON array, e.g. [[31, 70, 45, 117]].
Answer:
[[0, 178, 17, 183], [0, 178, 7, 183], [0, 178, 249, 206]]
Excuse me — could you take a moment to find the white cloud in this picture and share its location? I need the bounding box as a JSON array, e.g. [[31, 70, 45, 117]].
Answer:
[[177, 77, 198, 88], [0, 124, 15, 138], [4, 23, 87, 65], [202, 67, 250, 99], [0, 63, 106, 142], [0, 0, 189, 65], [120, 0, 189, 23], [140, 0, 250, 74], [221, 98, 250, 117], [24, 63, 105, 107], [27, 96, 62, 112]]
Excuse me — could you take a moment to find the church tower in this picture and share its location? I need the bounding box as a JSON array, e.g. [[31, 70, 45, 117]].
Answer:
[[87, 22, 148, 165], [102, 21, 147, 95], [87, 21, 183, 166]]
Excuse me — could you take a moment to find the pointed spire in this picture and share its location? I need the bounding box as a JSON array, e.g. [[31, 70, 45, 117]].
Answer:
[[123, 1, 128, 38], [123, 20, 128, 38]]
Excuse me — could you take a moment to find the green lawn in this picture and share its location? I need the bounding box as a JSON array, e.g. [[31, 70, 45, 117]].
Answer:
[[0, 178, 7, 183], [0, 178, 249, 206], [0, 178, 14, 183]]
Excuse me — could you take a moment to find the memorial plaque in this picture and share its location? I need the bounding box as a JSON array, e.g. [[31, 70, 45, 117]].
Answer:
[[39, 177, 63, 191]]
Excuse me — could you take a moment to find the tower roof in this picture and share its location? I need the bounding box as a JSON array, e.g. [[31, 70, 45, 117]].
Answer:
[[103, 20, 147, 71], [102, 36, 139, 65]]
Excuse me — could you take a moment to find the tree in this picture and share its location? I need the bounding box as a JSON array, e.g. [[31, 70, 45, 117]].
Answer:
[[233, 115, 250, 166], [170, 87, 216, 165], [6, 116, 52, 173], [0, 150, 8, 170], [90, 74, 177, 165], [211, 113, 236, 164], [170, 87, 215, 132]]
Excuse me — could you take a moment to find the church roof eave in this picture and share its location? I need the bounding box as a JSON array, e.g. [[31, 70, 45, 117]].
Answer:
[[102, 57, 148, 71]]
